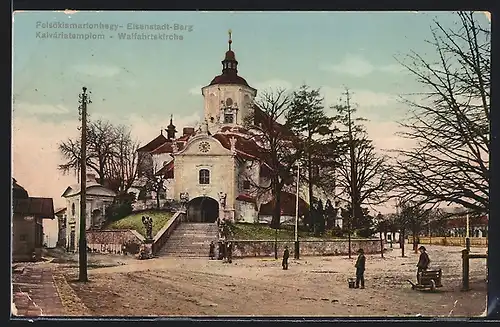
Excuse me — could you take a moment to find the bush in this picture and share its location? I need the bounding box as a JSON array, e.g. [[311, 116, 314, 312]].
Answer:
[[123, 241, 141, 255], [105, 192, 134, 222], [358, 228, 375, 238], [332, 226, 344, 237]]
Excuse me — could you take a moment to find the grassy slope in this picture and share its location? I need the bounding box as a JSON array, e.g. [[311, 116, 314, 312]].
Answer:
[[229, 223, 365, 240], [106, 211, 173, 238]]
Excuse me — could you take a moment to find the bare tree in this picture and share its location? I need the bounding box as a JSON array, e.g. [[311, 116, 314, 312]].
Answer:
[[142, 162, 166, 209], [392, 11, 490, 214], [107, 125, 143, 193], [243, 88, 304, 228], [58, 119, 142, 194], [331, 90, 392, 230], [395, 200, 431, 256]]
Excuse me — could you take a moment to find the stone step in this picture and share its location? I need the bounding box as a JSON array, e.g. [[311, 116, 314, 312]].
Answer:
[[157, 222, 221, 257]]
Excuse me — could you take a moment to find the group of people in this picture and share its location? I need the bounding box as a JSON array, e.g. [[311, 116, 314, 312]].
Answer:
[[209, 238, 431, 290], [352, 245, 431, 289], [209, 240, 233, 263]]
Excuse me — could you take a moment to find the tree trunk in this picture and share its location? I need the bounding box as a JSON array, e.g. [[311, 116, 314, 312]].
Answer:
[[156, 192, 160, 209], [401, 229, 405, 257], [307, 149, 314, 233], [413, 231, 418, 253], [271, 181, 281, 228]]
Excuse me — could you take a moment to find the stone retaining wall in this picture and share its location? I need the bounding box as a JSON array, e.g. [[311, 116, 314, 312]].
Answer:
[[86, 229, 144, 254], [231, 239, 381, 258]]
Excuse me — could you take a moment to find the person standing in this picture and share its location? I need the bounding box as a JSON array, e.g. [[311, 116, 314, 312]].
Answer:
[[416, 246, 430, 284], [222, 240, 228, 263], [227, 241, 233, 264], [209, 241, 215, 260], [282, 245, 290, 270], [355, 248, 366, 289]]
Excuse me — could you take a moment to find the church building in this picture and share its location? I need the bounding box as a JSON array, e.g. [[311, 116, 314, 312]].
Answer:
[[137, 31, 309, 224]]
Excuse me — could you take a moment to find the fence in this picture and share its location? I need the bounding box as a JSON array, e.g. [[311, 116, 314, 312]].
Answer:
[[408, 236, 487, 248]]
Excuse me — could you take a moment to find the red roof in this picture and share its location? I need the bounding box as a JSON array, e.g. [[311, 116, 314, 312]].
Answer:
[[137, 134, 168, 152], [13, 197, 55, 219], [212, 132, 270, 162], [259, 192, 309, 217], [150, 141, 173, 154], [236, 194, 256, 203], [210, 73, 250, 87], [155, 161, 174, 179]]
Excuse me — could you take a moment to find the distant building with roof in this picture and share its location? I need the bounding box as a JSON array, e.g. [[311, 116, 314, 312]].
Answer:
[[61, 173, 116, 252], [12, 178, 55, 262], [54, 207, 67, 248]]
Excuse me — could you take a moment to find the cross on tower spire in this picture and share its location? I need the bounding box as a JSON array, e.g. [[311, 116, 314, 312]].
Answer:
[[228, 29, 232, 51]]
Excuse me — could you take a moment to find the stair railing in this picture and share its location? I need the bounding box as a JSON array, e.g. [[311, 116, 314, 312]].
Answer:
[[151, 211, 184, 255]]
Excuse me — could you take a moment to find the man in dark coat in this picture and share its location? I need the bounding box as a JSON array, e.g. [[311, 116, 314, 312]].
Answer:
[[416, 245, 430, 284], [227, 242, 233, 263], [209, 241, 215, 260], [222, 240, 228, 263], [355, 248, 366, 289], [282, 245, 290, 270]]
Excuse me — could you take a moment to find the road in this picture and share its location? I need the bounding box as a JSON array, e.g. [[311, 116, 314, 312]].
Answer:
[[56, 245, 487, 317]]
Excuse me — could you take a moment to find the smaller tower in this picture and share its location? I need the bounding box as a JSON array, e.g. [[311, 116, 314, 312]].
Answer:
[[166, 115, 177, 140], [222, 29, 238, 76]]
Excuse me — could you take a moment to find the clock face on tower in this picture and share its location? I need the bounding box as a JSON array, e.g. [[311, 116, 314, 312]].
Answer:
[[199, 141, 211, 153]]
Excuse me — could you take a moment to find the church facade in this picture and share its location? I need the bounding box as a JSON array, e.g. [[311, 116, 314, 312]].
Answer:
[[136, 31, 308, 224]]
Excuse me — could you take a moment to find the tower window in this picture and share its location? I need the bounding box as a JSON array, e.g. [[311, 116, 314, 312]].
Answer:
[[199, 169, 210, 185], [71, 203, 75, 216], [224, 114, 234, 124], [243, 180, 251, 190]]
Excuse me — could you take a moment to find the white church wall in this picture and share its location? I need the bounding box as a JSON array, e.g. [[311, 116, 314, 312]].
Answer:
[[164, 178, 175, 200], [202, 84, 256, 132], [173, 137, 235, 207], [236, 201, 258, 223]]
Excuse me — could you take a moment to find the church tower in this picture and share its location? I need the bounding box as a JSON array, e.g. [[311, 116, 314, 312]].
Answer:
[[166, 114, 177, 140], [201, 30, 257, 133]]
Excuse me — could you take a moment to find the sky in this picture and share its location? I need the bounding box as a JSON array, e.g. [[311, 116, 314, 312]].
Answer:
[[11, 11, 490, 246]]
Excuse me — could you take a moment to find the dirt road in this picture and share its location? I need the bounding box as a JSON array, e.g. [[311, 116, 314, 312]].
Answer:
[[62, 245, 487, 317]]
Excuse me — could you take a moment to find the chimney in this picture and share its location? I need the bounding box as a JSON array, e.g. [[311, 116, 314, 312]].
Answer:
[[86, 173, 97, 183], [183, 127, 195, 136]]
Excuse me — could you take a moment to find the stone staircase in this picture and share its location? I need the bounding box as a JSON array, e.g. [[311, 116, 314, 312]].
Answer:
[[158, 222, 219, 257]]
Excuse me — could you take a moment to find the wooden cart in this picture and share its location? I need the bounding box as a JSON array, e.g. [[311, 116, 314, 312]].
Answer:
[[407, 269, 443, 291]]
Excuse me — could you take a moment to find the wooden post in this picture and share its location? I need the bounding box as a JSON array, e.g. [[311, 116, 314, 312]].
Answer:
[[461, 249, 470, 291]]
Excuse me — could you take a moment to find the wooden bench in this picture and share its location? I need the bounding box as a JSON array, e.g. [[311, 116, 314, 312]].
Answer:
[[407, 268, 442, 291]]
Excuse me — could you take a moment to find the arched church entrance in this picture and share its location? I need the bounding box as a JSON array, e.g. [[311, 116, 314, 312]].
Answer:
[[186, 197, 219, 223]]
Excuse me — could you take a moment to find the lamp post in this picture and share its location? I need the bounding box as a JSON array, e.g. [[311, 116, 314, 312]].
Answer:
[[465, 213, 470, 251], [78, 86, 90, 283], [376, 212, 384, 258], [294, 162, 300, 259]]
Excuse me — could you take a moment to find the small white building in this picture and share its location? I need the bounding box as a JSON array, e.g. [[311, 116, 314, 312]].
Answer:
[[61, 173, 116, 252]]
